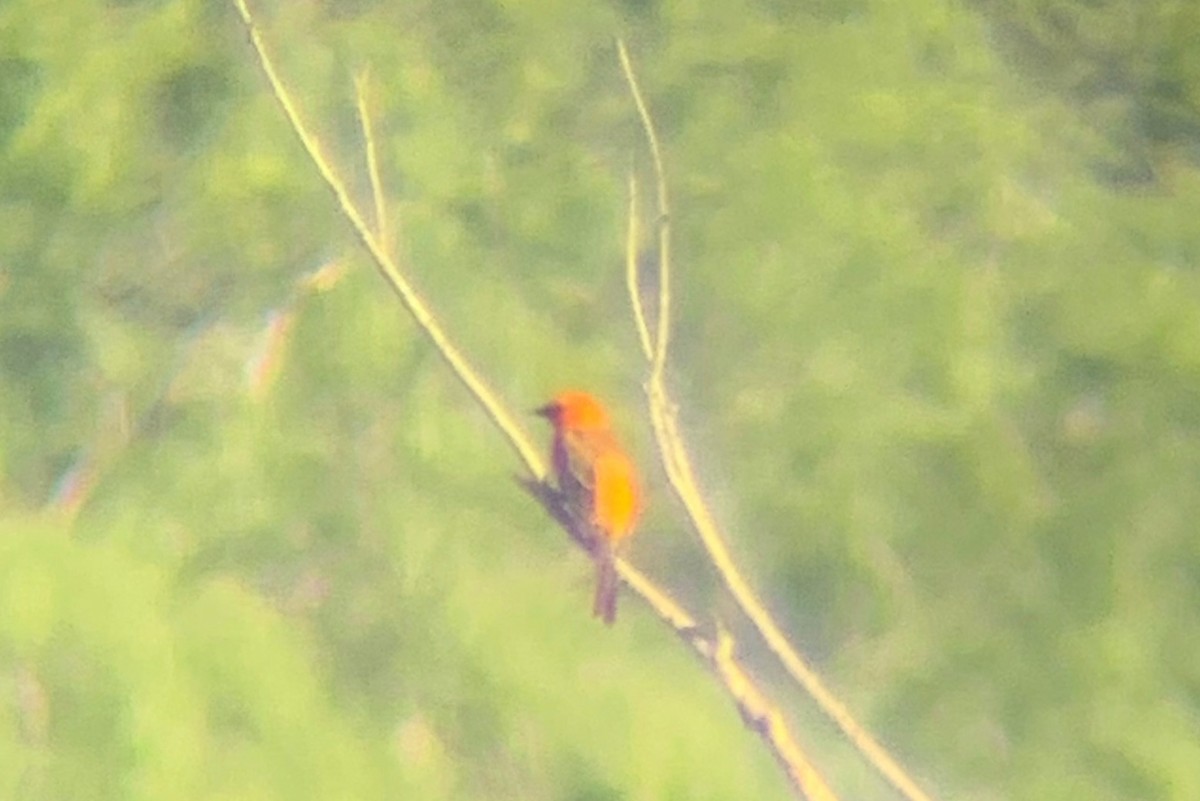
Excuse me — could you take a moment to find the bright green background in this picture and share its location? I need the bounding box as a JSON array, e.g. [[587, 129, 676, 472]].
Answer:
[[2, 1, 1199, 799]]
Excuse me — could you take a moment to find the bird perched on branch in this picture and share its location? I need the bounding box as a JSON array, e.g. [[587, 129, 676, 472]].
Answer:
[[535, 390, 641, 625]]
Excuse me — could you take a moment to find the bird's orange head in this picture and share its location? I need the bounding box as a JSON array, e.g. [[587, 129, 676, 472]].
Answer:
[[534, 390, 612, 432]]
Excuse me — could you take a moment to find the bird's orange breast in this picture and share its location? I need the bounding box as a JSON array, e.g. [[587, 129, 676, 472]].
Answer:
[[591, 447, 640, 541]]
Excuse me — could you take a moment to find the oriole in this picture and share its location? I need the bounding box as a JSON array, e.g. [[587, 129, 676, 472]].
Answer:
[[536, 390, 641, 625]]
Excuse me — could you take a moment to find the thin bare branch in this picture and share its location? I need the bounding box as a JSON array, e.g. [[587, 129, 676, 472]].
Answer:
[[714, 632, 841, 801], [617, 38, 936, 801], [616, 40, 671, 374], [625, 171, 654, 361], [232, 0, 543, 477], [354, 70, 390, 253]]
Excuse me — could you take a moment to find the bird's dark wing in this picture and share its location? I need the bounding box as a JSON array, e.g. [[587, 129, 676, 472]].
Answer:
[[555, 430, 606, 548]]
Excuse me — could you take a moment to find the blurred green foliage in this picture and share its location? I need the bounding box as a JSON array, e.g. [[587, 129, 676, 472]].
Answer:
[[1, 0, 1199, 799]]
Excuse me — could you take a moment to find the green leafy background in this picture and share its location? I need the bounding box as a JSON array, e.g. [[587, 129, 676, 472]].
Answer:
[[2, 0, 1199, 799]]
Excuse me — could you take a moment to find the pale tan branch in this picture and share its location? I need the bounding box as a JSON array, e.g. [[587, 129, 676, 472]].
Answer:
[[713, 632, 841, 801], [625, 172, 654, 361], [233, 0, 543, 477], [616, 40, 671, 374], [354, 71, 390, 254], [617, 39, 936, 801]]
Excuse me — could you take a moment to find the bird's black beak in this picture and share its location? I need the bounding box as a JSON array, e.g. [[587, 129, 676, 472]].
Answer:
[[533, 403, 557, 419]]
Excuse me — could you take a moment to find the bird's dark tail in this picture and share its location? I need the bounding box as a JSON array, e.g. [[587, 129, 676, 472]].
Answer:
[[593, 551, 619, 625]]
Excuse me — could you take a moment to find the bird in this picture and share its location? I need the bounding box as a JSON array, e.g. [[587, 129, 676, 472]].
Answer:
[[535, 390, 641, 624]]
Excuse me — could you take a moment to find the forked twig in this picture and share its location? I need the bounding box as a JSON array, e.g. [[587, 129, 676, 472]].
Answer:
[[354, 71, 390, 254], [233, 0, 541, 477], [624, 173, 654, 361], [616, 42, 671, 375], [617, 38, 935, 801]]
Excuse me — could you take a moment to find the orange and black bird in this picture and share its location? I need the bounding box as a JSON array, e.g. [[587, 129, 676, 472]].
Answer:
[[536, 390, 642, 625]]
